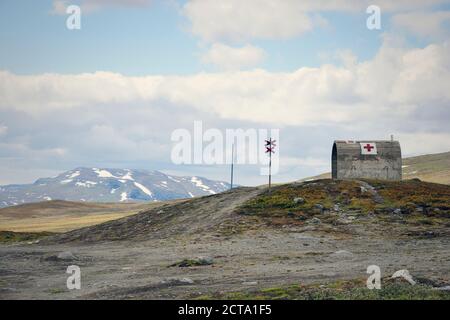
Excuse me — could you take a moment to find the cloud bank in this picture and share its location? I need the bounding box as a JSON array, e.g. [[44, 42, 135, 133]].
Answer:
[[183, 0, 449, 42], [2, 41, 449, 127]]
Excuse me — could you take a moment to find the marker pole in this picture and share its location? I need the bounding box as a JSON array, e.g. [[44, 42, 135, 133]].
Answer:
[[230, 143, 234, 190]]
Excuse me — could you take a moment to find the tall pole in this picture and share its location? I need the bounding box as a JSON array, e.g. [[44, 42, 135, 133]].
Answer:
[[265, 138, 276, 193], [230, 143, 234, 190], [268, 146, 272, 192]]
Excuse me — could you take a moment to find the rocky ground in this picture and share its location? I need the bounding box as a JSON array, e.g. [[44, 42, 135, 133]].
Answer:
[[1, 179, 449, 299]]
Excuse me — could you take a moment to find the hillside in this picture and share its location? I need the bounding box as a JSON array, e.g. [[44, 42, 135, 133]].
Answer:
[[402, 151, 450, 184], [0, 167, 230, 208], [1, 178, 449, 300], [45, 178, 450, 243], [300, 151, 450, 184]]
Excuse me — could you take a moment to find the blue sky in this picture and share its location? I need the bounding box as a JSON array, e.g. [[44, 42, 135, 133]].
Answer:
[[1, 0, 450, 185], [0, 0, 386, 74]]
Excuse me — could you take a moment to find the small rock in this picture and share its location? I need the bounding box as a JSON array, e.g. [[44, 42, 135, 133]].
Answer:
[[196, 256, 214, 265], [424, 231, 435, 238], [360, 186, 368, 193], [293, 197, 305, 205], [330, 250, 353, 260], [43, 251, 78, 262], [179, 277, 194, 284], [171, 256, 214, 267], [333, 204, 340, 212], [162, 277, 194, 285], [309, 217, 321, 224], [336, 215, 354, 224], [242, 281, 258, 286], [57, 251, 78, 261], [313, 204, 324, 214], [393, 208, 402, 215], [391, 269, 416, 285]]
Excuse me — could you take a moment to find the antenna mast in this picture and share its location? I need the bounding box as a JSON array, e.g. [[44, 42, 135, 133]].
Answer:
[[230, 143, 235, 190]]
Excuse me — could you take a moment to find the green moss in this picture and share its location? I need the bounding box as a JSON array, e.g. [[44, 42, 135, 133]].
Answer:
[[47, 288, 66, 295], [236, 179, 450, 227], [195, 279, 450, 300], [0, 230, 55, 243], [169, 258, 213, 267]]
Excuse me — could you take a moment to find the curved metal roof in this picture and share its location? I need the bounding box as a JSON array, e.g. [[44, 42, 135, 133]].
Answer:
[[333, 140, 401, 159]]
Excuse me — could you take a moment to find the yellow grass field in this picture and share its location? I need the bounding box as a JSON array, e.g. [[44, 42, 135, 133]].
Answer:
[[0, 200, 180, 233], [0, 212, 137, 233]]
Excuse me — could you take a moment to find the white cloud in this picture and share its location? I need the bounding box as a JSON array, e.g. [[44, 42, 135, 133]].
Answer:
[[393, 11, 450, 39], [183, 0, 449, 42], [183, 0, 314, 42], [201, 43, 266, 70]]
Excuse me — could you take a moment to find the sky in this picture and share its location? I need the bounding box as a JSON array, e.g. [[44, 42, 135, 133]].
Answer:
[[1, 0, 450, 186]]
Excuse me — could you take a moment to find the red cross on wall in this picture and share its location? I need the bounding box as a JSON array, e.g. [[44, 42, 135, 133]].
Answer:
[[360, 142, 377, 155], [363, 143, 374, 152]]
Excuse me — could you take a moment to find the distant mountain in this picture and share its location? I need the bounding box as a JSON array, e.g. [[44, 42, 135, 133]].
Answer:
[[0, 168, 231, 208], [299, 151, 450, 185]]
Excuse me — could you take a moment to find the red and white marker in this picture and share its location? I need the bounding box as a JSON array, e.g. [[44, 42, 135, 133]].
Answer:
[[360, 142, 377, 155]]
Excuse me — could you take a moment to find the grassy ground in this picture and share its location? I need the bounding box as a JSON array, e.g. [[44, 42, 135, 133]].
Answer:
[[403, 151, 450, 184], [236, 179, 450, 227], [0, 212, 139, 233], [195, 278, 450, 300], [0, 230, 55, 243], [0, 200, 173, 233]]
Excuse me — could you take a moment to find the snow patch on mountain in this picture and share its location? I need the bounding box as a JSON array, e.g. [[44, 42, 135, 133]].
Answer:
[[76, 181, 97, 187], [121, 171, 134, 181], [94, 168, 115, 178], [67, 171, 80, 179], [191, 176, 216, 194], [134, 182, 153, 197], [167, 176, 180, 183]]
